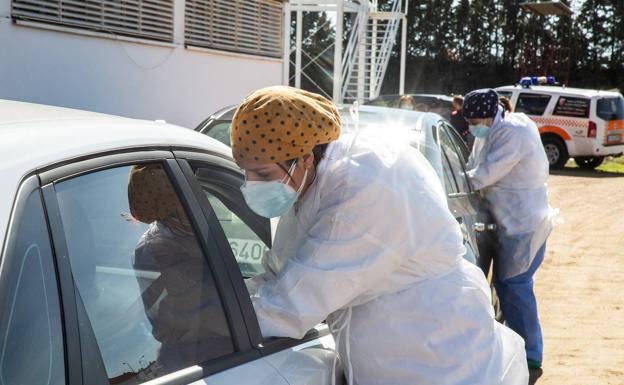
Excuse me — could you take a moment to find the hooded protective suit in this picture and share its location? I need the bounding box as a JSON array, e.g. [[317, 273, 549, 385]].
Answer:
[[467, 108, 557, 280], [248, 126, 529, 385], [465, 106, 557, 365]]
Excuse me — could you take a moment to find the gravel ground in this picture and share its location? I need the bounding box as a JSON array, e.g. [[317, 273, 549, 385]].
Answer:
[[530, 169, 624, 385]]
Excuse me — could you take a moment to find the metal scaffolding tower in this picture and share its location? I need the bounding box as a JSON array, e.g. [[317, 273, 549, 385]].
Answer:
[[284, 0, 407, 105]]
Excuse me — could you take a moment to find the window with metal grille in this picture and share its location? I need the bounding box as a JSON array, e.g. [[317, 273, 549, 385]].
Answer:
[[185, 0, 283, 58], [11, 0, 174, 42]]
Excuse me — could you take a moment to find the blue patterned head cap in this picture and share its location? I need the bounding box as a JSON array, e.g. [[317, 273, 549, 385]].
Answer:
[[462, 89, 499, 119]]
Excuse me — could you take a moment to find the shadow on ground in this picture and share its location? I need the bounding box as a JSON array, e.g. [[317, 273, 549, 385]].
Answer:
[[529, 368, 543, 385], [550, 168, 624, 178]]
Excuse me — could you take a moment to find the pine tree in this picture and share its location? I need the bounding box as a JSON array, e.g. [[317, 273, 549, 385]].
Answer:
[[453, 0, 470, 59]]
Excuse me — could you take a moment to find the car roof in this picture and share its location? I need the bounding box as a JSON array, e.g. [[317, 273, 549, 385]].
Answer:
[[496, 85, 622, 99], [210, 105, 238, 120], [0, 99, 233, 245]]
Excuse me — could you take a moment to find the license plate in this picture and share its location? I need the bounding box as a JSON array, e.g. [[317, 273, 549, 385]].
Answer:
[[607, 134, 622, 143], [229, 238, 269, 262]]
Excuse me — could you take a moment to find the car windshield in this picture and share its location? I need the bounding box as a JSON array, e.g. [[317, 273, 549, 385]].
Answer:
[[340, 108, 446, 188], [596, 96, 624, 120], [365, 96, 396, 108]]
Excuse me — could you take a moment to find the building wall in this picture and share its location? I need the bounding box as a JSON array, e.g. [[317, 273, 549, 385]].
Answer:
[[0, 0, 284, 128]]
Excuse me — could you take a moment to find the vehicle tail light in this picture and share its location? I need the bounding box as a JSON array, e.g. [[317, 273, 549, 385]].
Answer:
[[588, 121, 597, 138]]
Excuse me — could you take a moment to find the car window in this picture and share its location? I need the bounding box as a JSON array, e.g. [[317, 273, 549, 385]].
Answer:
[[191, 164, 271, 278], [597, 96, 624, 120], [515, 93, 551, 116], [553, 97, 590, 118], [207, 121, 233, 146], [365, 97, 396, 108], [439, 126, 471, 193], [0, 189, 66, 385], [443, 122, 470, 160], [441, 155, 457, 194], [434, 128, 458, 195], [207, 195, 268, 277], [54, 163, 234, 384]]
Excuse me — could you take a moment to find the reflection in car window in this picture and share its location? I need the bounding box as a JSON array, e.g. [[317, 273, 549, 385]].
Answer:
[[207, 122, 233, 146], [0, 190, 66, 385], [417, 122, 447, 190], [443, 123, 471, 160], [515, 93, 551, 116], [439, 146, 458, 194], [191, 165, 270, 279], [439, 126, 471, 193], [55, 164, 233, 384]]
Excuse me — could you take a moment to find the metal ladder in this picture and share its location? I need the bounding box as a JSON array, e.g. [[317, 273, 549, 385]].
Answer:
[[341, 0, 405, 103]]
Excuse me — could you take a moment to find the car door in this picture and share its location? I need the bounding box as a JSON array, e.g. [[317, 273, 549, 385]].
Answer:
[[174, 150, 341, 385], [37, 150, 290, 385], [0, 176, 67, 385], [437, 122, 497, 276]]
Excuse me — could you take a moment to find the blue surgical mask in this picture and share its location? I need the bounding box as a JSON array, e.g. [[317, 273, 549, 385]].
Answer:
[[241, 162, 308, 218], [469, 124, 490, 138]]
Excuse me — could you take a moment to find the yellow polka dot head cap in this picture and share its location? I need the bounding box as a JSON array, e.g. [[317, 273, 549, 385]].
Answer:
[[231, 86, 341, 164]]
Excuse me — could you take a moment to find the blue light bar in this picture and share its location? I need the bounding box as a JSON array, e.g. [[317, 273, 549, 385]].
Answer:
[[519, 76, 557, 87]]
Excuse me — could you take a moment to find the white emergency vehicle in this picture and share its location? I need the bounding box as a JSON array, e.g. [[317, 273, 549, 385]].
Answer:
[[496, 78, 624, 169]]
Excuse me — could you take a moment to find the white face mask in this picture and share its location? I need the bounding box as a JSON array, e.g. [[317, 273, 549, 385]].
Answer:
[[469, 124, 490, 138], [240, 161, 308, 218]]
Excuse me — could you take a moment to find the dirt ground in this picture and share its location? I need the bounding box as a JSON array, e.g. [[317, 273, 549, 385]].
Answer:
[[531, 169, 624, 385]]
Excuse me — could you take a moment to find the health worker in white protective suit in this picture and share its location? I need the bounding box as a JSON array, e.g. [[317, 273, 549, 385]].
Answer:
[[463, 89, 557, 370], [230, 86, 529, 385]]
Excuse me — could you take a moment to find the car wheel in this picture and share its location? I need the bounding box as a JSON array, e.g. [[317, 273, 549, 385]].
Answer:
[[542, 136, 569, 169], [574, 156, 604, 169]]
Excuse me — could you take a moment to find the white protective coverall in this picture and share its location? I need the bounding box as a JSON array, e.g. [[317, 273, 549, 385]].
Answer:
[[248, 125, 529, 385], [467, 107, 557, 280]]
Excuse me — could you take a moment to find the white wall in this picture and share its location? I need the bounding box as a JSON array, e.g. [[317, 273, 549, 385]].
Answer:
[[0, 0, 284, 128]]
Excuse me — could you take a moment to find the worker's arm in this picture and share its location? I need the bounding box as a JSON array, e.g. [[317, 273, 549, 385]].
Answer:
[[466, 126, 524, 190]]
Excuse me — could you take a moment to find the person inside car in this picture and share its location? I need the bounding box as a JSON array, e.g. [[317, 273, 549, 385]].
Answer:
[[398, 94, 417, 110], [500, 96, 514, 112], [128, 164, 233, 374], [463, 89, 557, 370], [450, 95, 473, 148], [230, 86, 529, 385]]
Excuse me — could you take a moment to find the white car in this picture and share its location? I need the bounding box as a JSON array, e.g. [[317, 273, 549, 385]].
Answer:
[[496, 83, 624, 169], [0, 100, 340, 385]]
